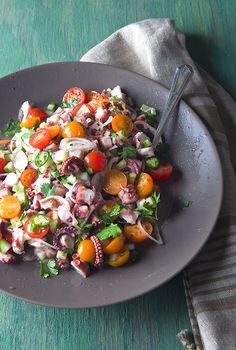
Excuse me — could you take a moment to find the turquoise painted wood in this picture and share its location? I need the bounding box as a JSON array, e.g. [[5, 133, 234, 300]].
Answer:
[[0, 1, 235, 349]]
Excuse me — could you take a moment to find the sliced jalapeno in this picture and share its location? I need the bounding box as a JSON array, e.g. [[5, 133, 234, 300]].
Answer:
[[35, 151, 50, 167]]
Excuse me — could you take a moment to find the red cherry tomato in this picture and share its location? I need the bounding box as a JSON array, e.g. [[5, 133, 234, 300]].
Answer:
[[148, 163, 173, 182], [63, 87, 86, 105], [24, 219, 50, 239], [0, 158, 8, 172], [71, 103, 95, 117], [29, 128, 51, 150], [85, 91, 101, 103], [27, 107, 47, 120], [84, 150, 106, 173]]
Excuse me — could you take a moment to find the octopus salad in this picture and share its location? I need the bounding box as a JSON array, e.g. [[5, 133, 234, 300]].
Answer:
[[0, 86, 173, 278]]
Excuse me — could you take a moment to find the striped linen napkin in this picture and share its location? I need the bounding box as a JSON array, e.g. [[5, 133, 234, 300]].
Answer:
[[81, 19, 236, 350]]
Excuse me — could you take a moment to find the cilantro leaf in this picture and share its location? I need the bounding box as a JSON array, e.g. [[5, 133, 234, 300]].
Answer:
[[1, 119, 20, 136], [118, 145, 137, 159], [40, 183, 56, 196], [140, 104, 157, 125], [112, 95, 121, 102], [100, 204, 121, 224], [60, 97, 78, 108], [79, 224, 93, 233], [137, 191, 160, 220], [97, 224, 122, 240], [39, 259, 59, 278]]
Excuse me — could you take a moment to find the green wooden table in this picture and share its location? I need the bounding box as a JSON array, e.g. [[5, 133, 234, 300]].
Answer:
[[0, 1, 235, 349]]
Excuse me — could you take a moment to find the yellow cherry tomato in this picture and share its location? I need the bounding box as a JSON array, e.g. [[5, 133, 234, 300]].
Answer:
[[77, 239, 96, 262], [111, 114, 133, 133], [107, 248, 130, 267], [124, 221, 153, 243], [62, 121, 86, 138], [0, 196, 22, 219], [103, 235, 125, 255], [20, 117, 40, 129], [103, 169, 127, 195], [46, 124, 61, 138], [136, 172, 154, 198]]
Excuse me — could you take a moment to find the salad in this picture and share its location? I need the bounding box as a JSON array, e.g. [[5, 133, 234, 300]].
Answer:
[[0, 86, 173, 278]]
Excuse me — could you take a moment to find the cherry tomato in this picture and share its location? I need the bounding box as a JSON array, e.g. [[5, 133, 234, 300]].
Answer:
[[27, 107, 47, 120], [136, 173, 153, 198], [29, 128, 51, 149], [148, 163, 173, 182], [111, 114, 133, 133], [63, 87, 86, 105], [20, 116, 40, 129], [0, 140, 11, 145], [62, 121, 86, 138], [85, 91, 101, 103], [20, 168, 39, 188], [24, 218, 49, 239], [107, 248, 130, 267], [124, 221, 153, 243], [77, 239, 96, 262], [71, 103, 95, 117], [103, 235, 125, 255], [103, 169, 127, 195], [46, 124, 61, 138], [0, 157, 8, 172], [0, 196, 21, 219], [84, 150, 106, 173]]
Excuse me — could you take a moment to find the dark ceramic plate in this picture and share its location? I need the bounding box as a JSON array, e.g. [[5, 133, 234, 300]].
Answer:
[[0, 62, 223, 308]]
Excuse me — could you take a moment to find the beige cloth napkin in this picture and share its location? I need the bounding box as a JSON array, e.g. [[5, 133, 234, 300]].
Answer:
[[81, 19, 236, 350]]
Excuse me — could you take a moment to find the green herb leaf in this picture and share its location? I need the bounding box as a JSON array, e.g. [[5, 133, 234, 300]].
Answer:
[[140, 104, 157, 125], [79, 224, 93, 233], [118, 145, 137, 159], [86, 167, 94, 175], [39, 259, 59, 278], [100, 204, 121, 224], [40, 183, 56, 196], [97, 224, 122, 240], [60, 97, 78, 108], [1, 119, 20, 136], [112, 96, 121, 102], [181, 200, 192, 208], [137, 191, 160, 220], [111, 132, 116, 140]]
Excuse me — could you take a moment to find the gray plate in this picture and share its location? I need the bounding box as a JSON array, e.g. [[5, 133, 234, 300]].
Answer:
[[0, 62, 223, 308]]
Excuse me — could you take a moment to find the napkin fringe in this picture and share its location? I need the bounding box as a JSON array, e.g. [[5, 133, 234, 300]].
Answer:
[[177, 329, 196, 350]]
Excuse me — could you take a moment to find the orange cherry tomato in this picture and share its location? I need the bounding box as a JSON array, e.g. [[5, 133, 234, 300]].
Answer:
[[0, 140, 11, 145], [63, 87, 86, 105], [20, 168, 39, 188], [24, 218, 49, 239], [62, 121, 86, 138], [27, 107, 47, 120], [29, 128, 51, 149], [20, 117, 40, 129], [103, 169, 127, 195], [107, 248, 130, 267], [0, 196, 21, 219], [136, 172, 153, 198], [46, 124, 61, 138], [77, 239, 96, 262], [103, 235, 125, 255], [0, 158, 8, 172], [84, 150, 106, 173], [111, 114, 133, 133], [124, 221, 153, 243]]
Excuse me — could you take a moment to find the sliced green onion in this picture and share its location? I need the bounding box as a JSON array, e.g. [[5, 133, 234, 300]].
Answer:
[[128, 172, 137, 184], [29, 214, 51, 231], [35, 151, 50, 167], [145, 157, 160, 169]]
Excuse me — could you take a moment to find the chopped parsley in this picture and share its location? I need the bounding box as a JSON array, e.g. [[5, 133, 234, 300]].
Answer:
[[97, 224, 122, 240], [118, 145, 137, 159], [39, 259, 59, 278], [40, 183, 56, 196], [60, 97, 78, 108], [112, 95, 122, 102], [1, 119, 20, 136], [100, 204, 121, 224]]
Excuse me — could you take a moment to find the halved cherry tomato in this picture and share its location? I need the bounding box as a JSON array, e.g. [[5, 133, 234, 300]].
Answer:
[[84, 150, 106, 173], [29, 128, 51, 149], [77, 239, 96, 262], [103, 235, 125, 255], [124, 221, 153, 243], [27, 107, 47, 120], [85, 91, 101, 103], [71, 103, 95, 117], [62, 121, 86, 138], [107, 248, 130, 267], [136, 173, 153, 198], [46, 124, 61, 138], [63, 87, 86, 105], [0, 196, 21, 219], [24, 218, 49, 239], [20, 168, 39, 188], [0, 140, 11, 145], [20, 116, 40, 129], [148, 163, 173, 182], [0, 158, 8, 172], [111, 114, 133, 133], [103, 169, 127, 195]]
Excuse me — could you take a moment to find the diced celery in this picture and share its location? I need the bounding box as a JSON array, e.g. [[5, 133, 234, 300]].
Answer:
[[0, 239, 11, 254], [128, 172, 137, 184], [10, 217, 23, 229], [54, 150, 69, 163], [56, 250, 68, 260], [66, 174, 77, 184], [116, 159, 127, 170], [3, 161, 14, 173]]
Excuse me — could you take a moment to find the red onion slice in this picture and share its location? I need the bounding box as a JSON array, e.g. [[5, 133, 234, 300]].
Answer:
[[137, 219, 163, 245]]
